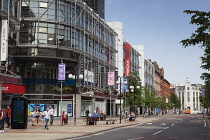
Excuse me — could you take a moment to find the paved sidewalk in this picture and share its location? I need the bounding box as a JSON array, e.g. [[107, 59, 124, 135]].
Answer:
[[0, 115, 159, 140]]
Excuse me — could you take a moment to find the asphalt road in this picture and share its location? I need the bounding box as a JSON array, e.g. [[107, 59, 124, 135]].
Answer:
[[69, 114, 210, 140]]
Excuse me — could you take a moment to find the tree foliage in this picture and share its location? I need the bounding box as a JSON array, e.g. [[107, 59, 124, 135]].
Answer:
[[180, 10, 210, 107], [125, 71, 169, 109], [170, 93, 181, 109], [125, 71, 143, 107]]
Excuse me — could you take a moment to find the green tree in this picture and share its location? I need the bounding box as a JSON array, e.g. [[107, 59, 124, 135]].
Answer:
[[125, 71, 143, 107], [170, 93, 181, 109], [180, 10, 210, 107]]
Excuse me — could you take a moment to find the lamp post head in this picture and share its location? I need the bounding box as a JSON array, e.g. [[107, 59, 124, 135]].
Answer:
[[78, 74, 84, 80], [68, 74, 73, 79], [129, 85, 134, 89], [116, 80, 120, 85]]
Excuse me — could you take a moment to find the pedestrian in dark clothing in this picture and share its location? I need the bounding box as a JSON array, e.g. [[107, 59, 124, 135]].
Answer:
[[0, 107, 5, 132], [5, 105, 11, 128], [85, 109, 89, 117]]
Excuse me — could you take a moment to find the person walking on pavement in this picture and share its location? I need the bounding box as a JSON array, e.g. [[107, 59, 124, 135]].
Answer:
[[49, 106, 54, 126], [43, 107, 51, 130], [5, 105, 11, 128], [62, 111, 66, 125], [31, 110, 36, 126], [85, 108, 89, 117], [0, 107, 5, 132], [34, 108, 40, 125]]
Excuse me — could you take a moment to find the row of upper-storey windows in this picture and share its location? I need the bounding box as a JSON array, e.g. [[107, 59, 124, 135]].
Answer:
[[130, 51, 139, 66], [0, 0, 8, 12], [19, 21, 115, 64], [21, 0, 115, 47]]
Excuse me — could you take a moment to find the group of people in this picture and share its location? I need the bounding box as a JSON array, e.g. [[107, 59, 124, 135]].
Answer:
[[31, 106, 54, 130], [85, 109, 99, 117], [0, 106, 12, 133]]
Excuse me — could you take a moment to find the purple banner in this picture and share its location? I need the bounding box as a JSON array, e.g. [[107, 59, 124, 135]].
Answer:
[[202, 88, 205, 97], [58, 63, 66, 80]]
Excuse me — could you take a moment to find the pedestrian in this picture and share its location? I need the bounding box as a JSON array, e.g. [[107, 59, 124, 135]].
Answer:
[[5, 105, 11, 128], [31, 110, 36, 126], [43, 107, 51, 130], [49, 106, 54, 126], [40, 112, 45, 126], [85, 108, 89, 117], [34, 108, 40, 125], [0, 107, 5, 132], [92, 111, 98, 117], [62, 111, 66, 125]]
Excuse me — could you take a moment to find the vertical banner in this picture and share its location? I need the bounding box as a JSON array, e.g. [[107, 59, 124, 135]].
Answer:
[[1, 20, 8, 61], [108, 72, 114, 85], [124, 43, 130, 77], [202, 88, 205, 97], [95, 62, 98, 87], [166, 98, 168, 103], [123, 78, 128, 90], [58, 63, 66, 80]]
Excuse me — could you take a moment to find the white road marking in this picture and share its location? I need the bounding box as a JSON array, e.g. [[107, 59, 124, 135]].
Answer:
[[146, 123, 152, 125], [153, 130, 163, 135], [171, 123, 175, 126], [160, 123, 166, 125], [93, 132, 105, 135], [164, 127, 169, 129]]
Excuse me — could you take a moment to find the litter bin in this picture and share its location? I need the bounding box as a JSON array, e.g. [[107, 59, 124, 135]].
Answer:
[[100, 113, 106, 121], [64, 114, 68, 125], [100, 113, 104, 121], [103, 114, 106, 120]]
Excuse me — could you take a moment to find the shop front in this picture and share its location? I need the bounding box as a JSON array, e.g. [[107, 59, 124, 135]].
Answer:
[[28, 99, 73, 117], [1, 83, 25, 108]]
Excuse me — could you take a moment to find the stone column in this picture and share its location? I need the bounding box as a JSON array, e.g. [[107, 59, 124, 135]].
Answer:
[[76, 94, 81, 118]]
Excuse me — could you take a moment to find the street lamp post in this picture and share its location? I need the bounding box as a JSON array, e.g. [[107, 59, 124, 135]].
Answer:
[[116, 77, 127, 123], [129, 85, 140, 118], [68, 73, 83, 126]]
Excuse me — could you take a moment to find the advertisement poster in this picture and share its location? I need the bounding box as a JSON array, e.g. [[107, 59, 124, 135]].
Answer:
[[28, 104, 54, 115], [13, 100, 24, 122]]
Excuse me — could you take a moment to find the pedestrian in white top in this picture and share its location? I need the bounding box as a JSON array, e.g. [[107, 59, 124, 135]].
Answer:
[[43, 107, 51, 130], [49, 106, 54, 126]]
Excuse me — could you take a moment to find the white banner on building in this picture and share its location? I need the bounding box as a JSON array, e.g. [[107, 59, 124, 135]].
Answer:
[[1, 20, 8, 61], [84, 70, 94, 83]]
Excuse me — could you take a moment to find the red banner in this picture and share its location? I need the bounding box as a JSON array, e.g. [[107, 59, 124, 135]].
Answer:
[[124, 43, 130, 77], [2, 83, 25, 94]]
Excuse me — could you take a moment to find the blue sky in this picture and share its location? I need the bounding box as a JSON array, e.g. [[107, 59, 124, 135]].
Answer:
[[105, 0, 210, 85]]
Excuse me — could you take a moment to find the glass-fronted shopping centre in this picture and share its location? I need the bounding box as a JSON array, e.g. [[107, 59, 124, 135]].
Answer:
[[1, 0, 118, 117]]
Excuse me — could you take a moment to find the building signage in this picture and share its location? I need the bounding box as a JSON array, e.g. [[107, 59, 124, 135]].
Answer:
[[1, 20, 8, 61], [2, 83, 25, 94], [84, 70, 94, 84], [80, 55, 84, 76], [108, 72, 114, 85], [28, 100, 56, 104], [123, 78, 128, 90], [58, 63, 66, 80], [0, 74, 22, 84], [67, 104, 72, 113], [95, 62, 98, 86], [124, 44, 130, 77]]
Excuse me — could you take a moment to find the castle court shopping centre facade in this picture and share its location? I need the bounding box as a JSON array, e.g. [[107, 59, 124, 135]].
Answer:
[[0, 0, 118, 117]]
